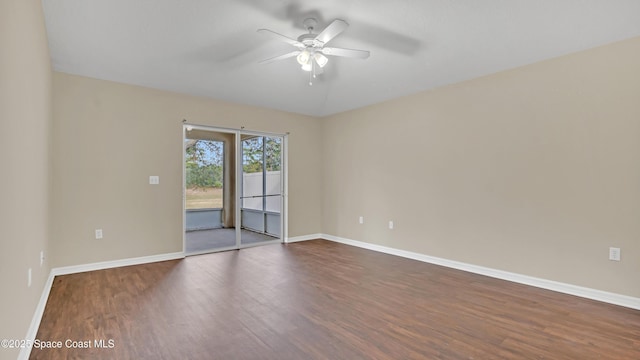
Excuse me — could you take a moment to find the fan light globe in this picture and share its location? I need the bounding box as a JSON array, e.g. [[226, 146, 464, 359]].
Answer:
[[301, 62, 312, 72], [296, 50, 311, 65], [314, 53, 328, 68]]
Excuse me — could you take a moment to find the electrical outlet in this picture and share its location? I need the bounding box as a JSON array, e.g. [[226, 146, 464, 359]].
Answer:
[[28, 268, 32, 287], [389, 221, 394, 230], [95, 229, 103, 239], [609, 247, 621, 261], [40, 251, 44, 267], [359, 216, 364, 224]]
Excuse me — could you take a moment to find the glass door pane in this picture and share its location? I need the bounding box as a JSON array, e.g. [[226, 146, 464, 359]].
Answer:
[[184, 129, 238, 254], [240, 135, 282, 246]]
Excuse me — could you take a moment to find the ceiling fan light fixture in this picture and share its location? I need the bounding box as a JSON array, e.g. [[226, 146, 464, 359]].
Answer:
[[296, 50, 311, 65], [314, 53, 328, 68], [258, 18, 370, 84]]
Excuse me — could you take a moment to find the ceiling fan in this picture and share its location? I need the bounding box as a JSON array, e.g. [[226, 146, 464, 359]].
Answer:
[[258, 18, 370, 85]]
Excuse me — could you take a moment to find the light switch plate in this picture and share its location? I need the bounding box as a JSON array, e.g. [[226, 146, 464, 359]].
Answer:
[[609, 247, 621, 261], [149, 176, 160, 185]]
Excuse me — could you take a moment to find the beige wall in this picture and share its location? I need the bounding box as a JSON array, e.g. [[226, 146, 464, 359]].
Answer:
[[322, 37, 640, 298], [0, 0, 52, 358], [51, 72, 322, 267]]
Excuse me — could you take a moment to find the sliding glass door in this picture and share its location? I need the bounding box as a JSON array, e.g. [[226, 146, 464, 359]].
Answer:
[[239, 135, 283, 246], [183, 125, 286, 255]]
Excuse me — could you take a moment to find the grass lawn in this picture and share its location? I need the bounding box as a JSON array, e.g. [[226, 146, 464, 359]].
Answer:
[[186, 187, 222, 209]]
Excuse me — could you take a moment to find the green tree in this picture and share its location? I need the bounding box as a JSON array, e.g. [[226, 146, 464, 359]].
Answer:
[[242, 137, 263, 173], [242, 136, 281, 173], [265, 137, 281, 171], [185, 139, 223, 188]]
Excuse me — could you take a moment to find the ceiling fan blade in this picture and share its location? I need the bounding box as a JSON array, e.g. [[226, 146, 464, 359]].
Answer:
[[314, 19, 348, 45], [257, 29, 304, 48], [321, 47, 370, 59], [259, 51, 301, 64]]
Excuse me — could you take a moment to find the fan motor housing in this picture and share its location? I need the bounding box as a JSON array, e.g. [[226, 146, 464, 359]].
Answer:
[[297, 33, 317, 46], [298, 34, 325, 48]]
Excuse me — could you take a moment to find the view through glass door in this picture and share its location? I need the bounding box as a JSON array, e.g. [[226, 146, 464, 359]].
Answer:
[[239, 134, 283, 247], [183, 125, 285, 255], [184, 129, 237, 254]]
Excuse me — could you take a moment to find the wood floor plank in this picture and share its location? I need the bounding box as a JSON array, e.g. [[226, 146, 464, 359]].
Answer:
[[31, 240, 640, 359]]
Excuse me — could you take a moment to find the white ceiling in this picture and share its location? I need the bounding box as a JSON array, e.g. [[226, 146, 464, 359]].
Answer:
[[42, 0, 640, 117]]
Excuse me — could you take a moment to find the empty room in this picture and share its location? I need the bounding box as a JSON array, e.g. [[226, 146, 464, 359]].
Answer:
[[2, 1, 640, 359]]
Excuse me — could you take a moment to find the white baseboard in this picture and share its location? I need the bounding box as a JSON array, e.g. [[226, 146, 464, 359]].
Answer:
[[320, 234, 640, 311], [18, 272, 56, 360], [52, 251, 185, 276], [285, 233, 322, 243], [19, 251, 185, 360]]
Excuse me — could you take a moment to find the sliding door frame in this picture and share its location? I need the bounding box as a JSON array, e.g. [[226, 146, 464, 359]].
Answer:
[[237, 129, 287, 249], [182, 123, 288, 254]]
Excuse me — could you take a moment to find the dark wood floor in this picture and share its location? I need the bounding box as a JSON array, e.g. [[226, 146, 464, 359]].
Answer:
[[32, 240, 640, 359]]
